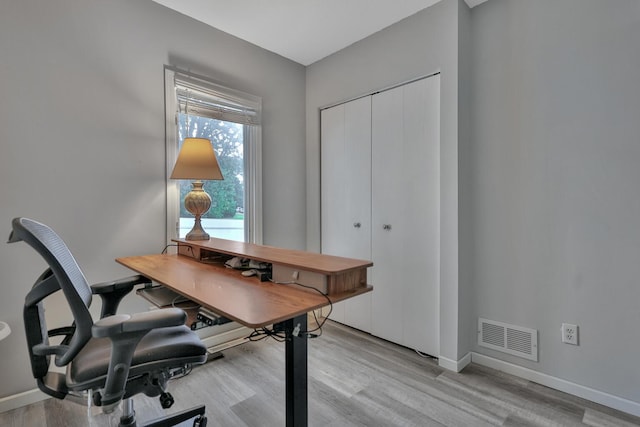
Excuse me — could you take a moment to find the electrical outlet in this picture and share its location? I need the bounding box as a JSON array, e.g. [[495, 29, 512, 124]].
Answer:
[[562, 323, 579, 345]]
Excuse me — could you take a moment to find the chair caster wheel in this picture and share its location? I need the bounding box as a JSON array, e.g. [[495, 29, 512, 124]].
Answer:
[[194, 415, 207, 427], [160, 392, 174, 409]]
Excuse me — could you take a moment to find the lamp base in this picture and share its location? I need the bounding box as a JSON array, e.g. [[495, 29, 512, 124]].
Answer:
[[183, 181, 212, 241], [185, 216, 210, 241]]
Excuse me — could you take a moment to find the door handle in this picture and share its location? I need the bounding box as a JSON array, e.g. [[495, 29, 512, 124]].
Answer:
[[353, 222, 361, 228], [383, 224, 392, 231]]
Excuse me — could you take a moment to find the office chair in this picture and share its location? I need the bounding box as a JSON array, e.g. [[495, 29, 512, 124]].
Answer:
[[8, 218, 208, 427]]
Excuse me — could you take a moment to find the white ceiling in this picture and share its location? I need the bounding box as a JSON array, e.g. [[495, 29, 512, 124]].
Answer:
[[152, 0, 488, 66]]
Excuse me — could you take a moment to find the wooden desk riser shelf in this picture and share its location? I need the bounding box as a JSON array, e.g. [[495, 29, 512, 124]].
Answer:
[[172, 237, 373, 295]]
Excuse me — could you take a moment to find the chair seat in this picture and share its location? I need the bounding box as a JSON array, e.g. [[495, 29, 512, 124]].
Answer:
[[67, 325, 207, 389]]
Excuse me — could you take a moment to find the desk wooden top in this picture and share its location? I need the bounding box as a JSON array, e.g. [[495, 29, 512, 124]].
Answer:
[[117, 254, 372, 328]]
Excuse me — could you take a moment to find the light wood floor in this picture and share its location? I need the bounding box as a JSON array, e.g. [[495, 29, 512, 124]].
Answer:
[[2, 320, 639, 426]]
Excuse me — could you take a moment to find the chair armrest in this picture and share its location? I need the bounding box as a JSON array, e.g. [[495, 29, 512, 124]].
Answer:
[[91, 275, 150, 294], [90, 308, 187, 407], [33, 343, 70, 357], [92, 308, 186, 338], [91, 275, 151, 318]]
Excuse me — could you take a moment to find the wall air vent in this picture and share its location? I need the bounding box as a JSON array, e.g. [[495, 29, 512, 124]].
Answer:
[[478, 318, 538, 362]]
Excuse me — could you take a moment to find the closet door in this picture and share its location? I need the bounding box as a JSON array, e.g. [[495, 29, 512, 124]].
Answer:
[[371, 86, 405, 343], [400, 76, 440, 355], [321, 97, 372, 331], [321, 103, 347, 324], [371, 76, 440, 355]]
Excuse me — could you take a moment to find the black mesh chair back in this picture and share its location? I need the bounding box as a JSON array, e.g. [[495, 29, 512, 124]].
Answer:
[[10, 218, 94, 369]]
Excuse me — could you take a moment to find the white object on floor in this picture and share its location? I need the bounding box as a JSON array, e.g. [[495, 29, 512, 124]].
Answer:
[[0, 322, 11, 341]]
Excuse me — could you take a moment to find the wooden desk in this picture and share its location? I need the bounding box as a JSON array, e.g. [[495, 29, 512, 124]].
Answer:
[[117, 238, 372, 427]]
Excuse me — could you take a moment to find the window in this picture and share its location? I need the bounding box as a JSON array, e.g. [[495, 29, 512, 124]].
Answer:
[[165, 66, 262, 243]]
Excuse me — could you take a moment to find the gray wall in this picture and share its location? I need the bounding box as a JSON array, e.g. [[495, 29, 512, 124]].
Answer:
[[306, 0, 470, 364], [0, 0, 305, 398], [470, 0, 640, 402], [457, 0, 475, 356]]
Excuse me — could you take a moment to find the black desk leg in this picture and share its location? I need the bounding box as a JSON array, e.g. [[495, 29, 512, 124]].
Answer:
[[284, 314, 308, 427]]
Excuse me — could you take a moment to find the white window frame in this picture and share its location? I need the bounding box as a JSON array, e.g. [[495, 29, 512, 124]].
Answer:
[[164, 65, 263, 244]]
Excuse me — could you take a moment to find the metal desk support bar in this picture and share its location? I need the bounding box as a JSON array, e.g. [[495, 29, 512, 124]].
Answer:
[[283, 314, 308, 427]]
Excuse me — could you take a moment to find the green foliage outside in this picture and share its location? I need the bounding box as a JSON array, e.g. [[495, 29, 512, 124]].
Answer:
[[178, 114, 244, 219]]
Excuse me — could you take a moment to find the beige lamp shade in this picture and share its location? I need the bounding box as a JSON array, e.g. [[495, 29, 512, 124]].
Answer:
[[170, 138, 223, 180]]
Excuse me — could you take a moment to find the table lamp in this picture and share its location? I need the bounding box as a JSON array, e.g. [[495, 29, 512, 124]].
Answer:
[[171, 137, 224, 240]]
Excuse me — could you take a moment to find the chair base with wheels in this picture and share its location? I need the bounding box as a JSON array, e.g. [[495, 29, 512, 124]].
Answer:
[[120, 402, 207, 427]]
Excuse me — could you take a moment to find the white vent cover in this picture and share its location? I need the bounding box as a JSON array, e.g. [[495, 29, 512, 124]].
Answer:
[[478, 318, 538, 362]]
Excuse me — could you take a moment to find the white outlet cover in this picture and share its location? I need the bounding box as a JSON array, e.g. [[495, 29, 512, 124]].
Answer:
[[562, 323, 579, 345]]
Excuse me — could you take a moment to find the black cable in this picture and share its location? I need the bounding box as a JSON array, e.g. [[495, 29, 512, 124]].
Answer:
[[266, 279, 333, 339], [247, 327, 287, 342], [290, 282, 332, 338], [161, 244, 179, 254], [306, 309, 327, 338]]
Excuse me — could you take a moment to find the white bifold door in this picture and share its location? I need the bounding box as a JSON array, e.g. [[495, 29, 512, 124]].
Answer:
[[321, 75, 440, 356], [321, 96, 373, 333]]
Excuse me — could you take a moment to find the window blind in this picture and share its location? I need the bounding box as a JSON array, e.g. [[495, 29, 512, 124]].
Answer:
[[170, 68, 262, 126]]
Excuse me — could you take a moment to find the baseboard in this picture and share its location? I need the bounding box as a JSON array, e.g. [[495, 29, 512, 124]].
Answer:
[[438, 352, 472, 372], [471, 352, 640, 417], [0, 388, 49, 414]]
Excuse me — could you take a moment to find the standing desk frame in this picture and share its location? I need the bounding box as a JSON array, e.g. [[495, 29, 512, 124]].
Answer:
[[117, 238, 372, 427]]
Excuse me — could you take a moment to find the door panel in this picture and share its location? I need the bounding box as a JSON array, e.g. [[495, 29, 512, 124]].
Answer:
[[399, 77, 440, 356], [342, 97, 372, 332], [371, 87, 405, 343], [321, 97, 372, 330], [321, 104, 347, 323]]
